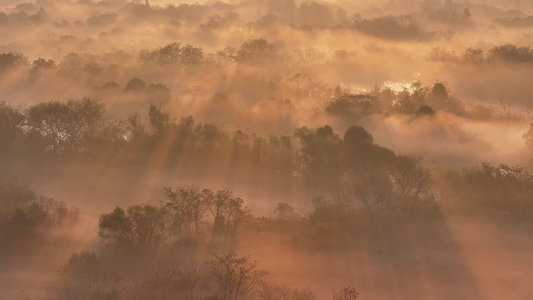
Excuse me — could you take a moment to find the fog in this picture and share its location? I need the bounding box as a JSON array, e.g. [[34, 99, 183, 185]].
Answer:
[[2, 0, 533, 299]]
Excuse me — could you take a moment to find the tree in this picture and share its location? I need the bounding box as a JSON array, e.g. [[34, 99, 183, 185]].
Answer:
[[257, 280, 291, 300], [125, 77, 147, 92], [180, 44, 204, 66], [195, 122, 227, 146], [273, 202, 299, 223], [326, 94, 379, 120], [391, 156, 437, 218], [299, 1, 335, 26], [164, 185, 211, 234], [392, 81, 428, 114], [126, 112, 146, 141], [147, 83, 171, 102], [236, 38, 278, 64], [0, 101, 24, 152], [292, 48, 325, 67], [54, 251, 120, 300], [26, 98, 104, 152], [523, 123, 533, 153], [175, 116, 196, 148], [209, 190, 231, 234], [0, 52, 28, 73], [440, 163, 533, 218], [0, 179, 78, 256], [431, 82, 448, 100], [180, 262, 206, 300], [333, 287, 359, 300], [0, 179, 37, 216], [286, 73, 327, 98], [352, 15, 428, 40], [488, 44, 533, 63], [223, 196, 248, 242], [208, 253, 267, 300], [415, 104, 436, 116], [342, 125, 395, 172], [205, 189, 249, 246], [139, 42, 181, 66], [343, 126, 373, 146], [148, 104, 172, 136], [464, 47, 484, 64], [31, 57, 56, 71], [292, 288, 315, 300], [352, 170, 395, 217], [98, 204, 180, 255], [1, 208, 38, 248], [294, 125, 342, 184], [29, 57, 56, 83]]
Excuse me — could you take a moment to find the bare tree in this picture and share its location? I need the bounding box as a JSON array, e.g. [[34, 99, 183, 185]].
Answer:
[[208, 253, 267, 300], [257, 280, 291, 300], [180, 261, 206, 300]]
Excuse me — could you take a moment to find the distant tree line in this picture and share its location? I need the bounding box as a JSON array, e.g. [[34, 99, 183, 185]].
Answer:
[[327, 80, 528, 121], [2, 41, 533, 78], [429, 43, 533, 65]]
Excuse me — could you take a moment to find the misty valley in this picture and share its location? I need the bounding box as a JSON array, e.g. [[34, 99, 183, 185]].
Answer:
[[2, 0, 533, 299]]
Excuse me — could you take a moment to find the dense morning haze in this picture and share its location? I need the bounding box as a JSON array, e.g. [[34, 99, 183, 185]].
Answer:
[[2, 0, 533, 299]]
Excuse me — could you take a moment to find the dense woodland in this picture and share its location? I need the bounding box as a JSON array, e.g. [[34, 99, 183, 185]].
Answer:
[[3, 0, 533, 299], [2, 95, 533, 299]]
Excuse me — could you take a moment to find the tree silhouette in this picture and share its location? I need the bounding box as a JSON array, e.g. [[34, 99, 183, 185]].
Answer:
[[164, 185, 211, 234], [98, 204, 180, 255], [237, 38, 278, 64], [0, 101, 24, 152], [148, 104, 172, 136], [523, 123, 533, 153], [180, 44, 204, 66], [208, 253, 267, 300], [294, 125, 342, 184], [26, 98, 104, 152], [125, 77, 147, 92]]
